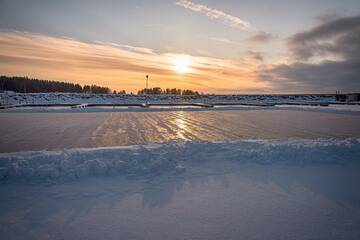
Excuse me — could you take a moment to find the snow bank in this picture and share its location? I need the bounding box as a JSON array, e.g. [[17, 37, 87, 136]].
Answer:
[[0, 92, 336, 105], [0, 139, 359, 184]]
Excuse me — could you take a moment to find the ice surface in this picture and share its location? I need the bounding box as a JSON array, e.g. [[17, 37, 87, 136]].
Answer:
[[2, 110, 360, 153]]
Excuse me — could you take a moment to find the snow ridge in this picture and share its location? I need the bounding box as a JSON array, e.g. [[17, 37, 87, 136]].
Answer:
[[1, 92, 336, 105], [0, 139, 359, 184]]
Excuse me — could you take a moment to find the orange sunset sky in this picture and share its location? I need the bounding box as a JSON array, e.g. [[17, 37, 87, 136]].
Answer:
[[1, 0, 360, 93]]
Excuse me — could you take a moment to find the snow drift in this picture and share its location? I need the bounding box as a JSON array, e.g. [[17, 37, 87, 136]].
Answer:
[[0, 139, 359, 184], [0, 92, 336, 105]]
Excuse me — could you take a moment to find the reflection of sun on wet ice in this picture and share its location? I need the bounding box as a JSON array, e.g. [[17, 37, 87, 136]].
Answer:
[[174, 112, 189, 140]]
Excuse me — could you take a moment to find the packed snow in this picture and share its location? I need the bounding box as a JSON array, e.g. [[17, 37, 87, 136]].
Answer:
[[1, 138, 360, 240], [0, 139, 359, 184]]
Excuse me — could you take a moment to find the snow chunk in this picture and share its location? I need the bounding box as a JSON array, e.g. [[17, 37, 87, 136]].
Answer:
[[0, 139, 359, 184]]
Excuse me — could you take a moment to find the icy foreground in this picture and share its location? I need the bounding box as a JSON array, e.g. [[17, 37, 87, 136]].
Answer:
[[1, 139, 360, 240], [1, 139, 360, 184], [1, 110, 360, 239]]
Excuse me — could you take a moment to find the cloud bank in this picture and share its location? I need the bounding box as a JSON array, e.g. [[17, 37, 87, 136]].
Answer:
[[262, 15, 360, 93]]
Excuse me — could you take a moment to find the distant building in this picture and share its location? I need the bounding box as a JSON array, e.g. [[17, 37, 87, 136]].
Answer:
[[336, 93, 360, 102]]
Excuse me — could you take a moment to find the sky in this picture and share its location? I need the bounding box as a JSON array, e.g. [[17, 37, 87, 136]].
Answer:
[[0, 0, 360, 93]]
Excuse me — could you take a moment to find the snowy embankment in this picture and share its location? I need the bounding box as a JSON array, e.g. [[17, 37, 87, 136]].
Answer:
[[0, 92, 337, 105], [1, 139, 359, 184]]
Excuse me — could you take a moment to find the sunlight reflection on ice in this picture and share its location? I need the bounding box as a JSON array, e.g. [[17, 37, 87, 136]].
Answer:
[[173, 111, 189, 141]]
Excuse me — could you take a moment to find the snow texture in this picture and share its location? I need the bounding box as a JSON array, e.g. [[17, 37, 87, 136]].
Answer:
[[0, 92, 337, 105], [1, 139, 359, 184]]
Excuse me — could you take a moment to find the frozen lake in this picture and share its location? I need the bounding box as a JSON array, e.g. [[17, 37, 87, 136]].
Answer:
[[1, 108, 360, 152], [1, 108, 360, 239]]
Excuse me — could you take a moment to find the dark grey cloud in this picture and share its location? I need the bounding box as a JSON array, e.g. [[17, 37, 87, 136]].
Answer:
[[245, 51, 264, 62], [262, 15, 360, 93], [289, 15, 360, 60], [261, 59, 360, 93], [247, 32, 274, 43], [315, 13, 340, 24]]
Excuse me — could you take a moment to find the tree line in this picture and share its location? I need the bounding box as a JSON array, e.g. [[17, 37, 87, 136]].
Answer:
[[0, 76, 203, 95], [138, 87, 200, 95], [0, 76, 111, 94]]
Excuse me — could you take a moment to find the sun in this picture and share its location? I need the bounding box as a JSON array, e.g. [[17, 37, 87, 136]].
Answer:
[[173, 55, 190, 74]]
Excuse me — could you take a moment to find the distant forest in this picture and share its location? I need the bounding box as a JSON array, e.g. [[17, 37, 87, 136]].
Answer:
[[0, 76, 111, 94], [0, 76, 202, 95], [138, 87, 200, 96]]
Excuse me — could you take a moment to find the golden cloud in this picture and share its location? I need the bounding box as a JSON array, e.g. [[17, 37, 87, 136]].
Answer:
[[0, 31, 271, 93]]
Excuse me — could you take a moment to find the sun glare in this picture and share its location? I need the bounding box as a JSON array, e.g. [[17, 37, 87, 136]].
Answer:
[[173, 55, 190, 74]]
